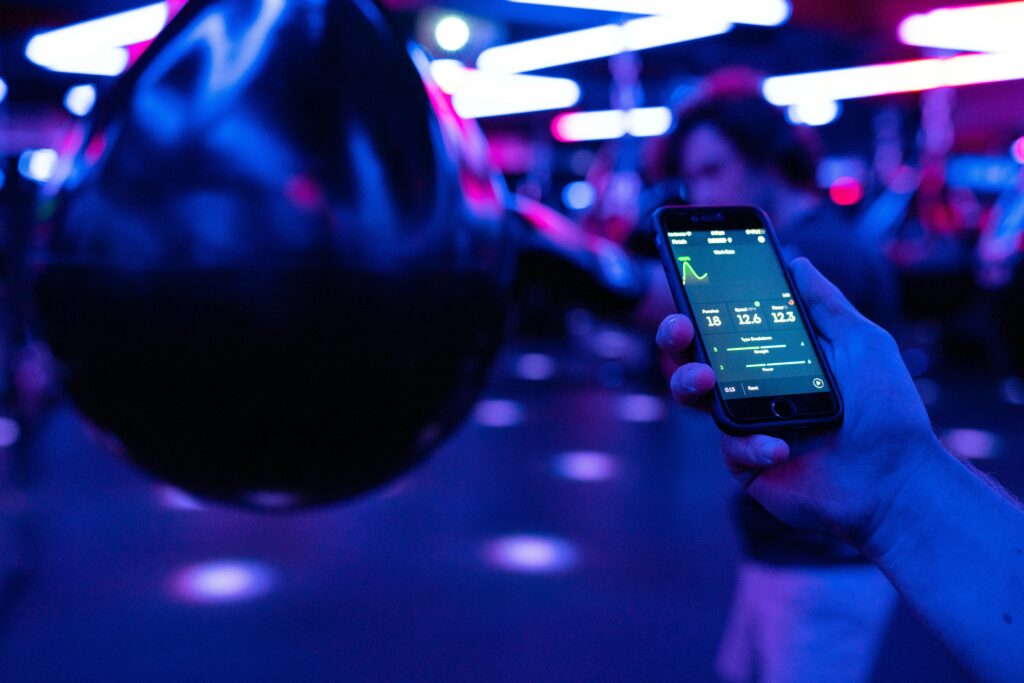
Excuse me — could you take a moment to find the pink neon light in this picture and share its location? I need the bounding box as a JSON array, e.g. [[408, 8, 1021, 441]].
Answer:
[[1012, 136, 1024, 164], [763, 52, 1024, 106], [829, 177, 863, 206], [126, 0, 185, 65]]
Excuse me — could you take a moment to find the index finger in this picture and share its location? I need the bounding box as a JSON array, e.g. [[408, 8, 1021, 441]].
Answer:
[[656, 314, 696, 365]]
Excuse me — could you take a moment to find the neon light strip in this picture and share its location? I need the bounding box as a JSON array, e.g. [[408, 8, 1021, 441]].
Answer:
[[454, 91, 581, 118], [507, 0, 791, 27], [899, 2, 1024, 54], [763, 52, 1024, 106], [477, 15, 730, 74], [26, 2, 168, 76], [551, 107, 672, 141], [430, 60, 581, 118]]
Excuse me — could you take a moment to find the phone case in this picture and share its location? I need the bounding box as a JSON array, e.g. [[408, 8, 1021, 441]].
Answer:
[[652, 205, 843, 436]]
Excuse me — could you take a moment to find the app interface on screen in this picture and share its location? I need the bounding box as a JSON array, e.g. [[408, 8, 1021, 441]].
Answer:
[[667, 226, 831, 399]]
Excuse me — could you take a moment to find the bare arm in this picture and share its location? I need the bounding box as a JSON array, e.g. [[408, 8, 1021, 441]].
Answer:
[[863, 446, 1024, 681], [656, 257, 1024, 681]]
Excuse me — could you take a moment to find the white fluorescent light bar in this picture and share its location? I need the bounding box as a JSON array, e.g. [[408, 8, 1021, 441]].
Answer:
[[430, 60, 582, 118], [477, 15, 731, 74], [898, 2, 1024, 54], [38, 48, 131, 77], [507, 0, 791, 27], [26, 2, 168, 76], [454, 92, 581, 118], [763, 52, 1024, 106], [552, 107, 672, 141]]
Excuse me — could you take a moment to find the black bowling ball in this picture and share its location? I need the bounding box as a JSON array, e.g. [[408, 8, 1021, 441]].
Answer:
[[31, 0, 515, 507]]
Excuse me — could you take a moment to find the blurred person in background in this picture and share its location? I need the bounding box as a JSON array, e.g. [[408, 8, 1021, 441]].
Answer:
[[643, 70, 902, 683]]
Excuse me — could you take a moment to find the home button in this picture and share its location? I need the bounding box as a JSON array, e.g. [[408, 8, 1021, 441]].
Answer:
[[770, 398, 796, 419]]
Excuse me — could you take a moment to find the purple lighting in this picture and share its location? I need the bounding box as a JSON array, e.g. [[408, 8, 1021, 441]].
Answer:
[[553, 451, 619, 482], [473, 399, 525, 427], [515, 353, 556, 381], [0, 417, 20, 449], [167, 560, 275, 604], [942, 429, 999, 461], [154, 485, 205, 511], [483, 534, 580, 574], [616, 394, 666, 423], [245, 491, 301, 509]]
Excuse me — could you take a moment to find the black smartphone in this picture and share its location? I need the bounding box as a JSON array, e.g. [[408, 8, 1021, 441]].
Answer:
[[652, 205, 843, 435]]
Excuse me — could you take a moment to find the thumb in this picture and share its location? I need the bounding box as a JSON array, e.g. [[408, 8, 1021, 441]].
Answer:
[[790, 257, 864, 342]]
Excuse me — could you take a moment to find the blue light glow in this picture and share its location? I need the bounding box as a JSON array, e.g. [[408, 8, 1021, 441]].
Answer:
[[515, 353, 557, 381], [18, 149, 59, 184], [473, 399, 525, 427], [155, 485, 205, 511], [553, 451, 618, 482], [562, 181, 596, 210], [64, 84, 98, 117], [616, 394, 666, 422], [483, 535, 580, 573], [167, 560, 275, 604], [943, 429, 999, 460]]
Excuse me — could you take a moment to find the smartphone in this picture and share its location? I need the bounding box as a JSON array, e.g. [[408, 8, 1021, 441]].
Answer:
[[652, 205, 843, 435]]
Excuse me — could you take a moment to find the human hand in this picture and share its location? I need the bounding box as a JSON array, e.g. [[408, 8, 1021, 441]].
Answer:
[[656, 257, 945, 548]]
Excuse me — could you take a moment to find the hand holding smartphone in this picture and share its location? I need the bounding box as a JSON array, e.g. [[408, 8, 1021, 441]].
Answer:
[[653, 205, 842, 435]]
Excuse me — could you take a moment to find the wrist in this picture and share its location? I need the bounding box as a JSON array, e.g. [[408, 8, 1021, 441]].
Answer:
[[856, 437, 958, 563]]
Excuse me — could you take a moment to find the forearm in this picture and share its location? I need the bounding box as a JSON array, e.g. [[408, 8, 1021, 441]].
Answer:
[[862, 442, 1024, 681]]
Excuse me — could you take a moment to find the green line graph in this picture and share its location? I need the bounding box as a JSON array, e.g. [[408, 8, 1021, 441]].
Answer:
[[677, 256, 709, 285]]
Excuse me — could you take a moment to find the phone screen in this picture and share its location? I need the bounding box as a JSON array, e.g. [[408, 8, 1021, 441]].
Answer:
[[665, 225, 832, 400]]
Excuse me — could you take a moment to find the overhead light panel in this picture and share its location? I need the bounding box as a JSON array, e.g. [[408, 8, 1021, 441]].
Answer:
[[26, 2, 168, 77], [41, 49, 131, 78], [763, 52, 1024, 105], [430, 60, 581, 119], [477, 15, 730, 74], [507, 0, 791, 27], [899, 2, 1024, 54], [552, 107, 673, 142]]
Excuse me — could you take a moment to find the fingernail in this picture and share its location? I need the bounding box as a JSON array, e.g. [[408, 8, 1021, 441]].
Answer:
[[681, 368, 696, 393], [663, 315, 678, 340]]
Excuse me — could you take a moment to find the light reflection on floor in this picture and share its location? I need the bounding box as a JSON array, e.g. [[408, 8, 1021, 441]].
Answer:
[[0, 337, 1006, 682]]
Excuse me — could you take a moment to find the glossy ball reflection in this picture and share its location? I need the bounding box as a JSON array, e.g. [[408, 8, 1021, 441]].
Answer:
[[32, 0, 514, 507]]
